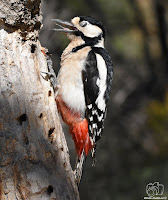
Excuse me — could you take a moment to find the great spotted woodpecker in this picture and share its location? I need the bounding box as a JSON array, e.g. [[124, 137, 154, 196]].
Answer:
[[53, 16, 113, 185]]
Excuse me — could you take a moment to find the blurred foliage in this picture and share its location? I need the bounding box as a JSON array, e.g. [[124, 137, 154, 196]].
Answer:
[[147, 92, 168, 156], [40, 0, 168, 199], [113, 28, 144, 60]]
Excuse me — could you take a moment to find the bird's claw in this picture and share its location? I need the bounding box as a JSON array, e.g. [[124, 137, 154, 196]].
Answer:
[[40, 71, 51, 81], [40, 71, 56, 81]]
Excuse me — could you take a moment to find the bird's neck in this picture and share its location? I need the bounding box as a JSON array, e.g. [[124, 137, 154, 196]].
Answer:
[[62, 36, 85, 55], [63, 35, 104, 55]]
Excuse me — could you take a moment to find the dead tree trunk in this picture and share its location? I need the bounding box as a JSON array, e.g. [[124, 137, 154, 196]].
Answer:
[[0, 1, 79, 199]]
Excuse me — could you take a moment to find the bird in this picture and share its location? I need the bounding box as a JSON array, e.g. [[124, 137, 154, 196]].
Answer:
[[52, 16, 113, 186]]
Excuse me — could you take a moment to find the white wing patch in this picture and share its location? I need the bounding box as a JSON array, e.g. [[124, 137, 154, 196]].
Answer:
[[88, 104, 92, 109], [89, 116, 93, 121], [95, 53, 107, 111]]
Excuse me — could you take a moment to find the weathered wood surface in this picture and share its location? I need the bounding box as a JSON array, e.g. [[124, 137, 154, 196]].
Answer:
[[0, 1, 79, 199]]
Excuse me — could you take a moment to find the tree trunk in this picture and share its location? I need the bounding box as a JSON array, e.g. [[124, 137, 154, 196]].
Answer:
[[0, 1, 79, 199]]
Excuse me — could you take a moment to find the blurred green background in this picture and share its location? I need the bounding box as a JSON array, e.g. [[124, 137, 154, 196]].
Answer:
[[39, 0, 168, 199]]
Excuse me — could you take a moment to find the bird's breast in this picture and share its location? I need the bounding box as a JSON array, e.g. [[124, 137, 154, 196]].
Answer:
[[57, 46, 91, 115]]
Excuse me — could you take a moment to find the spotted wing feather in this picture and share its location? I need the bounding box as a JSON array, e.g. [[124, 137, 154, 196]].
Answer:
[[82, 50, 107, 160]]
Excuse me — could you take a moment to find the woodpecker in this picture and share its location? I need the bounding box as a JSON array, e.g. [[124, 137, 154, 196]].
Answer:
[[53, 16, 113, 185]]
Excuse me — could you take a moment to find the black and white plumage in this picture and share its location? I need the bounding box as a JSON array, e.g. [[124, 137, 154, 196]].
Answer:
[[53, 16, 113, 185], [83, 46, 113, 160]]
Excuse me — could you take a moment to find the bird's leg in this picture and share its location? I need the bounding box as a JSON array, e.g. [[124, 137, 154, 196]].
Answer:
[[41, 71, 57, 82], [40, 47, 57, 92]]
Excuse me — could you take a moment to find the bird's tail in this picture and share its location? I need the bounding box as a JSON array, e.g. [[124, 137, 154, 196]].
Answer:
[[91, 142, 97, 167], [74, 137, 97, 186], [74, 146, 97, 186], [74, 149, 86, 187]]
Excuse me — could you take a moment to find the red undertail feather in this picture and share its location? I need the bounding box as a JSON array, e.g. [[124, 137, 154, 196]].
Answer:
[[70, 119, 93, 156], [56, 95, 93, 156]]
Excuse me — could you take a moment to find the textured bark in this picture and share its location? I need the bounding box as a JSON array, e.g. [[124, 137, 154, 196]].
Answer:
[[0, 1, 79, 200]]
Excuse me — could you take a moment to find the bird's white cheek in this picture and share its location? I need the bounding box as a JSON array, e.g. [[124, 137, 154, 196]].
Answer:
[[81, 25, 102, 38]]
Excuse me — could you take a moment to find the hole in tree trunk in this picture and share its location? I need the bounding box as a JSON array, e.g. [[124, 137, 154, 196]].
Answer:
[[31, 44, 36, 53], [47, 185, 53, 195], [39, 113, 43, 118], [17, 114, 27, 125]]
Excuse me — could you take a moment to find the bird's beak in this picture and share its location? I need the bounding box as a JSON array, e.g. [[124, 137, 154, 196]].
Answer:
[[52, 19, 77, 33]]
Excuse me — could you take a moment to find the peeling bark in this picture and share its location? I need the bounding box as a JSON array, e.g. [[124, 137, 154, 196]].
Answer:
[[0, 1, 79, 200]]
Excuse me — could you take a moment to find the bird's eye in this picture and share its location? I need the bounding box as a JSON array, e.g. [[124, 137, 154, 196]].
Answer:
[[80, 21, 88, 27]]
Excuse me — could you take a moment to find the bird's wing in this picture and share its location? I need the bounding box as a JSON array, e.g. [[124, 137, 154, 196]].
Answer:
[[82, 50, 106, 146]]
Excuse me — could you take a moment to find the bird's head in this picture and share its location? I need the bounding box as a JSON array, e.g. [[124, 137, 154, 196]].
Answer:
[[52, 16, 105, 47]]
